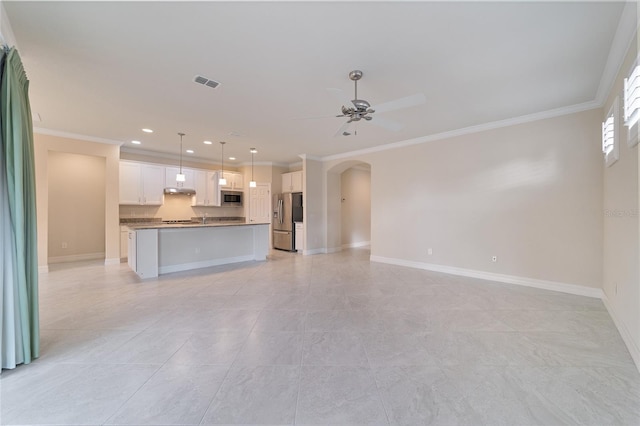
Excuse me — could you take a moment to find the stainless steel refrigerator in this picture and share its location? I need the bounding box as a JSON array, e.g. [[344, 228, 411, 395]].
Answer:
[[273, 192, 302, 251]]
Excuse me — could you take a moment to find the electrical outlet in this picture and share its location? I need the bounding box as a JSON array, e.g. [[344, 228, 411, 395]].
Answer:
[[427, 248, 433, 255], [61, 242, 68, 249], [195, 247, 200, 254], [491, 255, 497, 262]]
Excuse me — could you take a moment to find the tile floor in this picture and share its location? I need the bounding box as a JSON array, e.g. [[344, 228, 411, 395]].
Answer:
[[1, 248, 639, 425]]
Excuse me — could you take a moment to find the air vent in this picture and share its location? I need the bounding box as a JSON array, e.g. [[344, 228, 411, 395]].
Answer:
[[193, 75, 220, 89]]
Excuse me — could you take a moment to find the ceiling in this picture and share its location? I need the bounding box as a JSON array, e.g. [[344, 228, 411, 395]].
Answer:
[[4, 1, 633, 165]]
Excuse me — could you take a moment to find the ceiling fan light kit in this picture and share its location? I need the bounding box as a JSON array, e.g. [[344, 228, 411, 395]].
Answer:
[[325, 70, 426, 137]]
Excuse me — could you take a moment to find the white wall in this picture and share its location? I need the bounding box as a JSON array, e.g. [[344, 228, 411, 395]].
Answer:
[[34, 133, 121, 269], [602, 35, 639, 368], [303, 156, 325, 254], [48, 152, 106, 262], [326, 108, 604, 292], [341, 167, 371, 247]]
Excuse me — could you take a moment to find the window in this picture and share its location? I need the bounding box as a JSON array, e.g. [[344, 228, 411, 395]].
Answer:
[[602, 97, 619, 167], [623, 62, 640, 148]]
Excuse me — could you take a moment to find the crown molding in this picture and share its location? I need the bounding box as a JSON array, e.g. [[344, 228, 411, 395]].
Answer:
[[34, 127, 124, 146], [299, 154, 323, 162], [594, 1, 638, 106], [237, 161, 287, 167], [322, 100, 600, 162]]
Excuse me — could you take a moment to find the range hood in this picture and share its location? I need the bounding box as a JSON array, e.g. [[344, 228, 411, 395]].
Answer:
[[164, 187, 196, 196]]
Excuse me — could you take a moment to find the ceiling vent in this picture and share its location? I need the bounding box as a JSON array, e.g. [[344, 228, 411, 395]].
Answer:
[[193, 75, 220, 89]]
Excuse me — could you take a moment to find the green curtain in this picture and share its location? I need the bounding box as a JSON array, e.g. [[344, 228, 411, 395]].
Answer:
[[0, 47, 39, 370]]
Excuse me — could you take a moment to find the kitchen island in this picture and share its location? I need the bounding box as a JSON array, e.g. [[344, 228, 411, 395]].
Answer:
[[126, 222, 269, 279]]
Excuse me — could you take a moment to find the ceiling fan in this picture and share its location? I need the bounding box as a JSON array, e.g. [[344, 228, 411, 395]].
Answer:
[[327, 70, 426, 137]]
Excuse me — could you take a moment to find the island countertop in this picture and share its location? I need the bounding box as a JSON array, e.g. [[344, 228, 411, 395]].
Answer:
[[125, 221, 265, 230]]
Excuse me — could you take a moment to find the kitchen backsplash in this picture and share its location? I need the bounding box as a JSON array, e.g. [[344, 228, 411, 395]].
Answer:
[[119, 195, 242, 221]]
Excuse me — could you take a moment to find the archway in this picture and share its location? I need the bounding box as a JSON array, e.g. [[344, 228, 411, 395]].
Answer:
[[325, 160, 371, 253]]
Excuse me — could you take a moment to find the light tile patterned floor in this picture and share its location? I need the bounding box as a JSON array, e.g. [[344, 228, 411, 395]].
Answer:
[[1, 248, 639, 425]]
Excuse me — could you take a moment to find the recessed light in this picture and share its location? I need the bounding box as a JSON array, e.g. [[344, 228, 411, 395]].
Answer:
[[186, 149, 194, 154], [131, 140, 141, 144], [142, 128, 153, 133], [228, 157, 236, 160], [203, 140, 213, 145]]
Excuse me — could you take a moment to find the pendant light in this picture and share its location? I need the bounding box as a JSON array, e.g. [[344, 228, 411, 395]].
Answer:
[[176, 132, 186, 182], [218, 141, 227, 185], [249, 148, 257, 188]]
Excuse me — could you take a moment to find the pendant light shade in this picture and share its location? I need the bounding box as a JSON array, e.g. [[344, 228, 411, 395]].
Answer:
[[249, 148, 257, 188], [176, 133, 186, 182], [218, 141, 227, 186]]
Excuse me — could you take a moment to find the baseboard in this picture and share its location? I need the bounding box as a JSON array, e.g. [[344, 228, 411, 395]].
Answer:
[[303, 248, 326, 255], [369, 255, 603, 299], [602, 295, 640, 373], [47, 252, 105, 264], [104, 258, 120, 266], [341, 241, 371, 249], [159, 255, 255, 274], [38, 265, 49, 274]]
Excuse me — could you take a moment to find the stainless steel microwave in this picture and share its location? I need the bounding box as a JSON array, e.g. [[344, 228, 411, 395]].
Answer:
[[221, 190, 243, 207]]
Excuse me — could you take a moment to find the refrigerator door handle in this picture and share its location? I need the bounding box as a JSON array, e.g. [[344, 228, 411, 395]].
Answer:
[[279, 199, 283, 225]]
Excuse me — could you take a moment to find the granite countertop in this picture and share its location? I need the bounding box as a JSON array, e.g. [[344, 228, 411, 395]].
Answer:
[[120, 217, 249, 228], [121, 216, 269, 230], [126, 221, 264, 230]]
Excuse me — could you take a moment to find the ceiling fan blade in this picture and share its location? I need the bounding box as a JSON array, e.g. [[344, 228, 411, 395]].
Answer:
[[333, 121, 352, 138], [370, 116, 404, 132], [372, 93, 426, 114], [327, 88, 354, 108]]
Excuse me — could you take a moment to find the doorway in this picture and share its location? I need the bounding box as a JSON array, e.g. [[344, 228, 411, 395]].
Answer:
[[340, 165, 371, 248], [325, 160, 372, 253]]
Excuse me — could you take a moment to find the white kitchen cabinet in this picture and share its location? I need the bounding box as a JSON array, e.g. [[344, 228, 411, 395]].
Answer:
[[128, 228, 158, 279], [127, 230, 136, 271], [120, 226, 129, 260], [220, 171, 244, 191], [282, 171, 303, 193], [295, 222, 304, 252], [192, 170, 219, 206], [119, 161, 165, 205], [165, 167, 195, 189]]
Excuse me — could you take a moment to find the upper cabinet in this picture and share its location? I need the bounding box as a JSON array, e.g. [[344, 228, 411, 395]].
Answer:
[[119, 161, 164, 205], [165, 167, 195, 189], [220, 171, 244, 191], [192, 170, 219, 206], [119, 160, 242, 206], [282, 171, 303, 193]]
